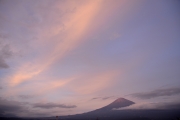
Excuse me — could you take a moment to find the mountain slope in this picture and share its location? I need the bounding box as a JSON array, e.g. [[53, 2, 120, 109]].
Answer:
[[96, 98, 135, 111], [52, 98, 180, 120], [84, 98, 135, 116]]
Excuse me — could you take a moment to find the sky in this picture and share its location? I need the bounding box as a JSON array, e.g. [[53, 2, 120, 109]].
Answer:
[[0, 0, 180, 117]]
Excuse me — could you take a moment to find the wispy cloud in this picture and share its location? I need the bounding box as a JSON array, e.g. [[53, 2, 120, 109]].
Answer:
[[18, 95, 34, 99], [114, 102, 180, 110], [6, 0, 103, 86], [0, 97, 24, 117], [33, 102, 77, 109], [130, 87, 180, 99], [0, 43, 13, 69], [91, 97, 101, 100], [91, 96, 116, 101], [70, 71, 118, 94], [6, 77, 74, 97], [0, 97, 65, 117]]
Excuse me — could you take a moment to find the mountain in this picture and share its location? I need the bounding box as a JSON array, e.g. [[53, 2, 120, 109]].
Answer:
[[98, 98, 135, 110], [68, 98, 135, 118], [2, 98, 179, 120], [92, 98, 135, 112], [61, 98, 180, 120]]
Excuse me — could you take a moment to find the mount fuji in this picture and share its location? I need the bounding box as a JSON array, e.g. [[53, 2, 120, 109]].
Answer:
[[90, 98, 135, 112]]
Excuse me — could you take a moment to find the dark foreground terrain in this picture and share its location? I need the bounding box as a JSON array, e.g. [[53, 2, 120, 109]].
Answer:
[[1, 109, 180, 120], [1, 99, 179, 120]]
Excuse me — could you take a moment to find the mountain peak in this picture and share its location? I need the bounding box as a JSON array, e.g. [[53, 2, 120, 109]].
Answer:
[[108, 98, 135, 109], [95, 98, 135, 112], [113, 98, 128, 103]]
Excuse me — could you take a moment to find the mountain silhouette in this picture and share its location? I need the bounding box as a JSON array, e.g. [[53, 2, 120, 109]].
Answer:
[[98, 98, 135, 110], [46, 98, 180, 120], [90, 98, 135, 113]]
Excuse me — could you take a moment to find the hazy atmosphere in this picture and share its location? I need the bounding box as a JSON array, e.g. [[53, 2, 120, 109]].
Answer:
[[0, 0, 180, 118]]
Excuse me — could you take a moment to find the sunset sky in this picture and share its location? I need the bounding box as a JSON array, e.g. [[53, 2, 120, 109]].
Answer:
[[0, 0, 180, 117]]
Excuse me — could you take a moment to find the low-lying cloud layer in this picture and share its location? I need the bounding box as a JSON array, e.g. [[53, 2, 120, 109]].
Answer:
[[33, 103, 77, 109], [0, 97, 24, 117], [130, 87, 180, 99], [114, 102, 180, 110], [0, 97, 77, 117]]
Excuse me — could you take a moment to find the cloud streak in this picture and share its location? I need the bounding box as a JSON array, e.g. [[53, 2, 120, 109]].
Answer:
[[6, 0, 103, 86], [6, 77, 74, 97], [33, 102, 77, 109], [0, 97, 77, 117], [115, 102, 180, 110], [18, 95, 34, 99], [91, 96, 116, 101], [130, 87, 180, 99], [0, 97, 24, 117], [0, 43, 13, 69], [70, 71, 118, 94]]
